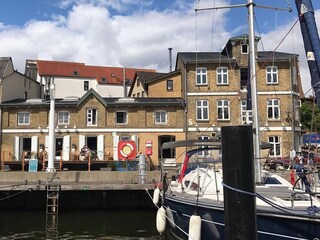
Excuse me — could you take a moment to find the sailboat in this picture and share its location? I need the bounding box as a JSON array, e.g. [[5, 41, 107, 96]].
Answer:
[[154, 0, 320, 239]]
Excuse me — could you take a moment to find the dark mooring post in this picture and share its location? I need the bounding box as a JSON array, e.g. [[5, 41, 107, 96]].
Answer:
[[221, 125, 257, 240]]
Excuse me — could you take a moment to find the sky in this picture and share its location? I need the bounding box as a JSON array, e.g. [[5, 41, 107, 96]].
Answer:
[[0, 0, 320, 96]]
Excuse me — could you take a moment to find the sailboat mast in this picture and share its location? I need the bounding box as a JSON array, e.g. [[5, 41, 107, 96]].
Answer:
[[247, 0, 262, 183]]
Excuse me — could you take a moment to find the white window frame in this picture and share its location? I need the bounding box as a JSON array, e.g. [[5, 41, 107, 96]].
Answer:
[[18, 112, 30, 125], [269, 136, 281, 157], [267, 99, 280, 120], [155, 111, 167, 124], [196, 100, 209, 121], [198, 136, 210, 157], [58, 111, 70, 125], [216, 67, 228, 85], [196, 67, 207, 85], [116, 111, 128, 125], [241, 44, 248, 54], [266, 66, 278, 84], [240, 100, 253, 124], [87, 108, 97, 126], [217, 100, 230, 121]]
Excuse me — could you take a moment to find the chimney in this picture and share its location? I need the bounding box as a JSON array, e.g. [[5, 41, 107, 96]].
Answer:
[[168, 47, 172, 72]]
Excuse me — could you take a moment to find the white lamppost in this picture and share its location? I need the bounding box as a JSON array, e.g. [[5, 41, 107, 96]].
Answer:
[[46, 77, 56, 172]]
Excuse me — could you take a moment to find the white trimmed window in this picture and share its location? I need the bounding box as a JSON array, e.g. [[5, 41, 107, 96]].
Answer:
[[18, 112, 30, 125], [240, 100, 253, 124], [87, 108, 97, 126], [116, 111, 128, 124], [269, 136, 281, 157], [198, 136, 209, 156], [241, 44, 248, 54], [217, 67, 228, 85], [267, 99, 280, 120], [217, 100, 230, 120], [155, 111, 167, 124], [196, 67, 207, 85], [196, 100, 209, 120], [58, 111, 70, 125], [266, 66, 278, 84]]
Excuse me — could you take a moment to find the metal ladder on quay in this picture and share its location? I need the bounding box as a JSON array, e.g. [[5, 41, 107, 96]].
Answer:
[[46, 177, 60, 214]]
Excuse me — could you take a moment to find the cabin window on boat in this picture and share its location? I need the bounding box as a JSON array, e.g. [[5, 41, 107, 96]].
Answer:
[[267, 99, 280, 120], [266, 66, 278, 84], [196, 100, 209, 120], [196, 67, 207, 85], [217, 100, 230, 120], [268, 136, 281, 157], [58, 111, 70, 125], [17, 112, 30, 125], [116, 111, 128, 124], [87, 108, 97, 126], [216, 67, 228, 85], [154, 111, 167, 124], [198, 136, 210, 156]]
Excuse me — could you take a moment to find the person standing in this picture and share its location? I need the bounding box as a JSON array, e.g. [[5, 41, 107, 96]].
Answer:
[[290, 147, 296, 168]]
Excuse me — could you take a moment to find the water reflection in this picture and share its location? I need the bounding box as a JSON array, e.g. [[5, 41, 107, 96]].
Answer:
[[0, 210, 165, 239]]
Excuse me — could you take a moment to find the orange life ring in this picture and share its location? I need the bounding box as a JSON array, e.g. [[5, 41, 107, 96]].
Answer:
[[118, 141, 137, 159]]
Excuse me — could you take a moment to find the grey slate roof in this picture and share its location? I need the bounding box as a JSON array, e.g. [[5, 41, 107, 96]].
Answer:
[[177, 51, 296, 63]]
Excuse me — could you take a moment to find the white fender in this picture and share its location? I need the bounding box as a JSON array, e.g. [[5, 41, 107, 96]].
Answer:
[[156, 206, 166, 234], [189, 215, 201, 240], [170, 181, 179, 187], [153, 187, 160, 205], [165, 206, 175, 228]]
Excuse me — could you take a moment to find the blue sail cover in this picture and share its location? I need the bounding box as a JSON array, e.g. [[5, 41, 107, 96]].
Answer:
[[295, 0, 320, 104]]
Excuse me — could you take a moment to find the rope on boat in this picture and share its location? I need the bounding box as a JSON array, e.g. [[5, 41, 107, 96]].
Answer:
[[145, 188, 191, 238], [222, 182, 320, 218]]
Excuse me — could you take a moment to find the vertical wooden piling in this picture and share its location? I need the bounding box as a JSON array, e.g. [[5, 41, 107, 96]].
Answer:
[[222, 125, 257, 240]]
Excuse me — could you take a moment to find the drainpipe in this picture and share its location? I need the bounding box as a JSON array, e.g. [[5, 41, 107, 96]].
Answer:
[[46, 77, 56, 172], [168, 48, 173, 72], [123, 67, 126, 97], [184, 62, 188, 139]]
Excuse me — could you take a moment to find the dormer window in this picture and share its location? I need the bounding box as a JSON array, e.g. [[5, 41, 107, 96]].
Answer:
[[101, 77, 107, 82], [73, 71, 79, 76], [241, 44, 248, 54]]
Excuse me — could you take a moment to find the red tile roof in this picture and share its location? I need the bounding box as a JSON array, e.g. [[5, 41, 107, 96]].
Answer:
[[36, 60, 156, 85]]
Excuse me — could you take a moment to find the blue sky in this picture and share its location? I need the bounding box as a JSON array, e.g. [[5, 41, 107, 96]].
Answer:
[[0, 0, 319, 94]]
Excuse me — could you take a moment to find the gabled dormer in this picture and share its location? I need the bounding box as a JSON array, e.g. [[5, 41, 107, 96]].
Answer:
[[221, 34, 261, 66]]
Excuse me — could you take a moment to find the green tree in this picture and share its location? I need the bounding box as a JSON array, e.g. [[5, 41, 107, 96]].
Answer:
[[300, 101, 320, 132]]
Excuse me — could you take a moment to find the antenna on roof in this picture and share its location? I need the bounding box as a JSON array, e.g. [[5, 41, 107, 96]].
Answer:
[[168, 48, 173, 72]]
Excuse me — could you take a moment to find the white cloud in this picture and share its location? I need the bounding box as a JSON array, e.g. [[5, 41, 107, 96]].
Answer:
[[0, 0, 317, 95]]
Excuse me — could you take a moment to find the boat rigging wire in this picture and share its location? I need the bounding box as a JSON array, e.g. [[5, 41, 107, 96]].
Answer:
[[221, 181, 320, 218]]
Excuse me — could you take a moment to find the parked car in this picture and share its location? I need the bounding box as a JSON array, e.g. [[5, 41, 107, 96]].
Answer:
[[264, 157, 291, 171]]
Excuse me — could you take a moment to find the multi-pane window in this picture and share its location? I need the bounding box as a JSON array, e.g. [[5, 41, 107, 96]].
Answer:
[[196, 67, 207, 85], [84, 81, 89, 91], [155, 111, 167, 124], [87, 108, 97, 126], [269, 136, 281, 157], [266, 66, 278, 84], [18, 112, 30, 125], [216, 67, 228, 85], [196, 100, 209, 120], [267, 99, 280, 120], [58, 111, 70, 125], [167, 80, 173, 90], [198, 136, 209, 156], [240, 100, 253, 124], [217, 100, 230, 120], [116, 111, 128, 124]]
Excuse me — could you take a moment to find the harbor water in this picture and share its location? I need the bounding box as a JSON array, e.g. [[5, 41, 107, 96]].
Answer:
[[0, 210, 166, 240]]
